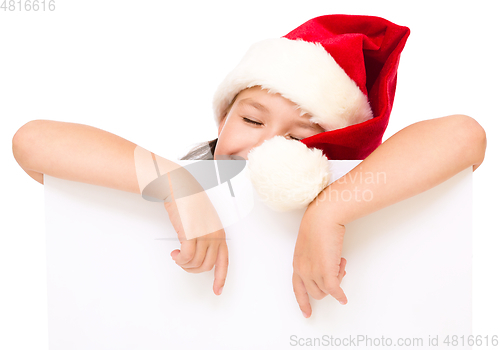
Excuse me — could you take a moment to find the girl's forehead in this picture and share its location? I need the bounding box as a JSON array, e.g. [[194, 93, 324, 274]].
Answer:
[[234, 87, 298, 110], [237, 86, 280, 99]]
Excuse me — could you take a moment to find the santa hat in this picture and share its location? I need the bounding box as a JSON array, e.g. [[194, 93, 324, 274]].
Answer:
[[213, 14, 410, 212]]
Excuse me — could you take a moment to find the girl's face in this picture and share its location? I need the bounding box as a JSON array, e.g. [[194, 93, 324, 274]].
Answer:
[[214, 86, 325, 160]]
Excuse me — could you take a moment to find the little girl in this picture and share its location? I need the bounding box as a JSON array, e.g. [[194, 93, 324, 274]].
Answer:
[[12, 14, 486, 319]]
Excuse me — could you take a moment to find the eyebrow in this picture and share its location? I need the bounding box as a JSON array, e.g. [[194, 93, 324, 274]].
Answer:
[[238, 98, 270, 114], [295, 116, 327, 132], [297, 121, 325, 131]]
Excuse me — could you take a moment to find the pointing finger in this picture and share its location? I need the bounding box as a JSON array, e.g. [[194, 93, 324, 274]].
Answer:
[[292, 272, 312, 318], [213, 243, 229, 296]]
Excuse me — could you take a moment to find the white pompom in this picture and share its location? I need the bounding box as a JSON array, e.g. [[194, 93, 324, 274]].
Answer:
[[246, 136, 330, 212]]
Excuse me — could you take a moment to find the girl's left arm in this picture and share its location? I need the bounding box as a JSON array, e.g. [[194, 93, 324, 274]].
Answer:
[[292, 114, 486, 318]]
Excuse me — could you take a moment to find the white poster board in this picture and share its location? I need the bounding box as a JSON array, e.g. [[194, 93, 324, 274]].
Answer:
[[44, 161, 472, 349]]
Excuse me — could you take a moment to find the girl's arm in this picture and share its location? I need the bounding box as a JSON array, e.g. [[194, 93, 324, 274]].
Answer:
[[12, 119, 221, 240], [319, 114, 486, 225], [293, 114, 486, 317], [12, 120, 228, 295], [12, 119, 153, 193]]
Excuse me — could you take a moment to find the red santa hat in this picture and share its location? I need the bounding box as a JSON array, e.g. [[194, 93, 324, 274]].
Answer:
[[213, 14, 410, 211]]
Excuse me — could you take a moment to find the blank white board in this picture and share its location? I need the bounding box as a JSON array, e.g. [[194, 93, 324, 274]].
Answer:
[[44, 161, 472, 349]]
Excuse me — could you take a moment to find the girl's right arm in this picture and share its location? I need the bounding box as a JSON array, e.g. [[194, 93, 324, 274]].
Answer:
[[13, 119, 144, 194], [12, 119, 228, 295]]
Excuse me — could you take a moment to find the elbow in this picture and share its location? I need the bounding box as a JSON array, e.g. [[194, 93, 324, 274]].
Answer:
[[451, 114, 486, 170], [12, 119, 45, 168], [12, 122, 29, 165]]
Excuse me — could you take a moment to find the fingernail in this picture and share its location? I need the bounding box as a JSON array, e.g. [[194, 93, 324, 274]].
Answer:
[[339, 300, 347, 305], [217, 287, 224, 295], [302, 311, 308, 318]]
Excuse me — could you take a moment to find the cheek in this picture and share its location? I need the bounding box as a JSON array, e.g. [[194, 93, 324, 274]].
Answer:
[[215, 122, 239, 155], [216, 119, 254, 156]]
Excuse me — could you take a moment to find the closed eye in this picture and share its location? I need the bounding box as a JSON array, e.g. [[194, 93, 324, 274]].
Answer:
[[242, 117, 302, 141], [242, 117, 262, 125]]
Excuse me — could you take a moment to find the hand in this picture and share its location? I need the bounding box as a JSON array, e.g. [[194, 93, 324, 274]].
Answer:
[[292, 197, 348, 318], [164, 193, 228, 296]]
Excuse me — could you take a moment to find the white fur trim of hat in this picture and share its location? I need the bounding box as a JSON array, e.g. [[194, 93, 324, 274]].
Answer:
[[213, 38, 372, 131]]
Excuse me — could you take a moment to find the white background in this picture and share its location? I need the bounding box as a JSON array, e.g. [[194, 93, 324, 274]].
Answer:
[[1, 0, 498, 348]]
